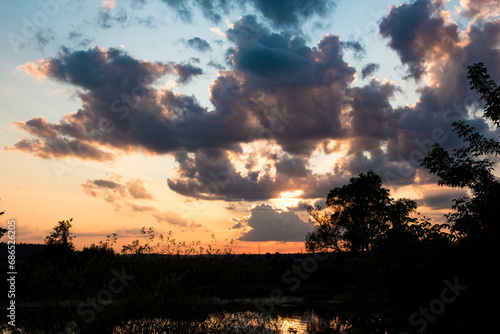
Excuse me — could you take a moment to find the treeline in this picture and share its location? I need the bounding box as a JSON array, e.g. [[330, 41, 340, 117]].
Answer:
[[0, 231, 343, 333]]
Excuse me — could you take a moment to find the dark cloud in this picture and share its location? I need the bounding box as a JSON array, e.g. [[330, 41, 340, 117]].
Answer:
[[9, 47, 206, 160], [97, 7, 129, 29], [183, 37, 212, 52], [380, 0, 460, 80], [207, 60, 225, 70], [171, 63, 204, 83], [361, 63, 380, 79], [417, 188, 469, 210], [341, 40, 365, 57], [249, 0, 334, 29], [11, 18, 355, 164], [6, 135, 114, 162], [275, 154, 310, 177], [93, 179, 123, 189], [167, 146, 348, 202], [159, 0, 335, 29], [374, 0, 500, 188], [35, 29, 56, 52], [465, 20, 500, 79], [238, 204, 314, 241], [223, 16, 356, 154], [167, 148, 285, 201], [160, 0, 193, 22], [230, 217, 242, 229]]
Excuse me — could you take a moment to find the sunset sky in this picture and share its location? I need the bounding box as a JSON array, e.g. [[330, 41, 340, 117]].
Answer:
[[1, 0, 499, 253]]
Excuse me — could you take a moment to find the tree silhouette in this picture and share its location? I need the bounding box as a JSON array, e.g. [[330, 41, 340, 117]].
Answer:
[[305, 170, 419, 254], [0, 201, 6, 238], [419, 62, 500, 333], [45, 218, 76, 251], [421, 62, 500, 240]]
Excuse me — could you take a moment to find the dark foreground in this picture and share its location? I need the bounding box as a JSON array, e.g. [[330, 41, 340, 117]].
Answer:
[[0, 242, 498, 334]]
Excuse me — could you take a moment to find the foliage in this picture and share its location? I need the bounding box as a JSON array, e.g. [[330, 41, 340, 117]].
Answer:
[[121, 227, 234, 256], [0, 205, 7, 239], [44, 218, 76, 251], [421, 62, 500, 240], [305, 170, 427, 254]]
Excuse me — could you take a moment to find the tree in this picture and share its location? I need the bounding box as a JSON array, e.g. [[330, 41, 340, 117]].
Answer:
[[421, 62, 500, 240], [420, 62, 500, 333], [0, 202, 6, 239], [305, 170, 419, 254], [45, 218, 76, 251]]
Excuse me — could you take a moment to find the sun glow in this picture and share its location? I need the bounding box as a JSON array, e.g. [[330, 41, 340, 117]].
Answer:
[[271, 190, 303, 210]]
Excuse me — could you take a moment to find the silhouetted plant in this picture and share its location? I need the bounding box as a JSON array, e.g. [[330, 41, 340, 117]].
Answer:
[[45, 218, 76, 251], [421, 63, 500, 242], [305, 170, 425, 254]]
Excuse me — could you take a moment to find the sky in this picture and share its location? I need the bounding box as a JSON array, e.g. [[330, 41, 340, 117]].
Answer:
[[1, 0, 499, 253]]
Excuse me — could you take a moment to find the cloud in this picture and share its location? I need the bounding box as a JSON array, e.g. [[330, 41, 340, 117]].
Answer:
[[8, 9, 500, 214], [11, 18, 356, 166], [9, 47, 206, 160], [170, 63, 204, 83], [275, 154, 310, 178], [159, 0, 335, 29], [230, 217, 243, 229], [417, 187, 468, 210], [81, 173, 154, 207], [341, 40, 365, 58], [101, 0, 116, 11], [35, 29, 56, 52], [184, 37, 212, 52], [238, 204, 314, 242], [81, 173, 199, 230], [97, 7, 128, 29], [248, 0, 335, 29], [6, 135, 114, 161], [160, 0, 194, 22], [207, 60, 225, 70], [361, 63, 380, 79], [125, 179, 154, 199], [373, 0, 500, 188], [152, 210, 202, 229], [81, 175, 127, 208], [460, 0, 500, 20], [380, 0, 460, 80]]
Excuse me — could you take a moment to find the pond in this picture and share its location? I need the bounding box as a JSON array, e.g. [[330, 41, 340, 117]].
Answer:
[[113, 308, 350, 334]]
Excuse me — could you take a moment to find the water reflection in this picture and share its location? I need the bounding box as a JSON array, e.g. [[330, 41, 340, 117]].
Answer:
[[114, 309, 349, 334]]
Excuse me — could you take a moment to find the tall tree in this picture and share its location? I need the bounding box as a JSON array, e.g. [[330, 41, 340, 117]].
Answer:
[[45, 218, 76, 251], [305, 170, 418, 253], [421, 62, 500, 240]]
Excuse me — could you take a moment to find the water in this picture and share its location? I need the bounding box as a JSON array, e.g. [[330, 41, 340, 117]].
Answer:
[[113, 309, 349, 333]]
